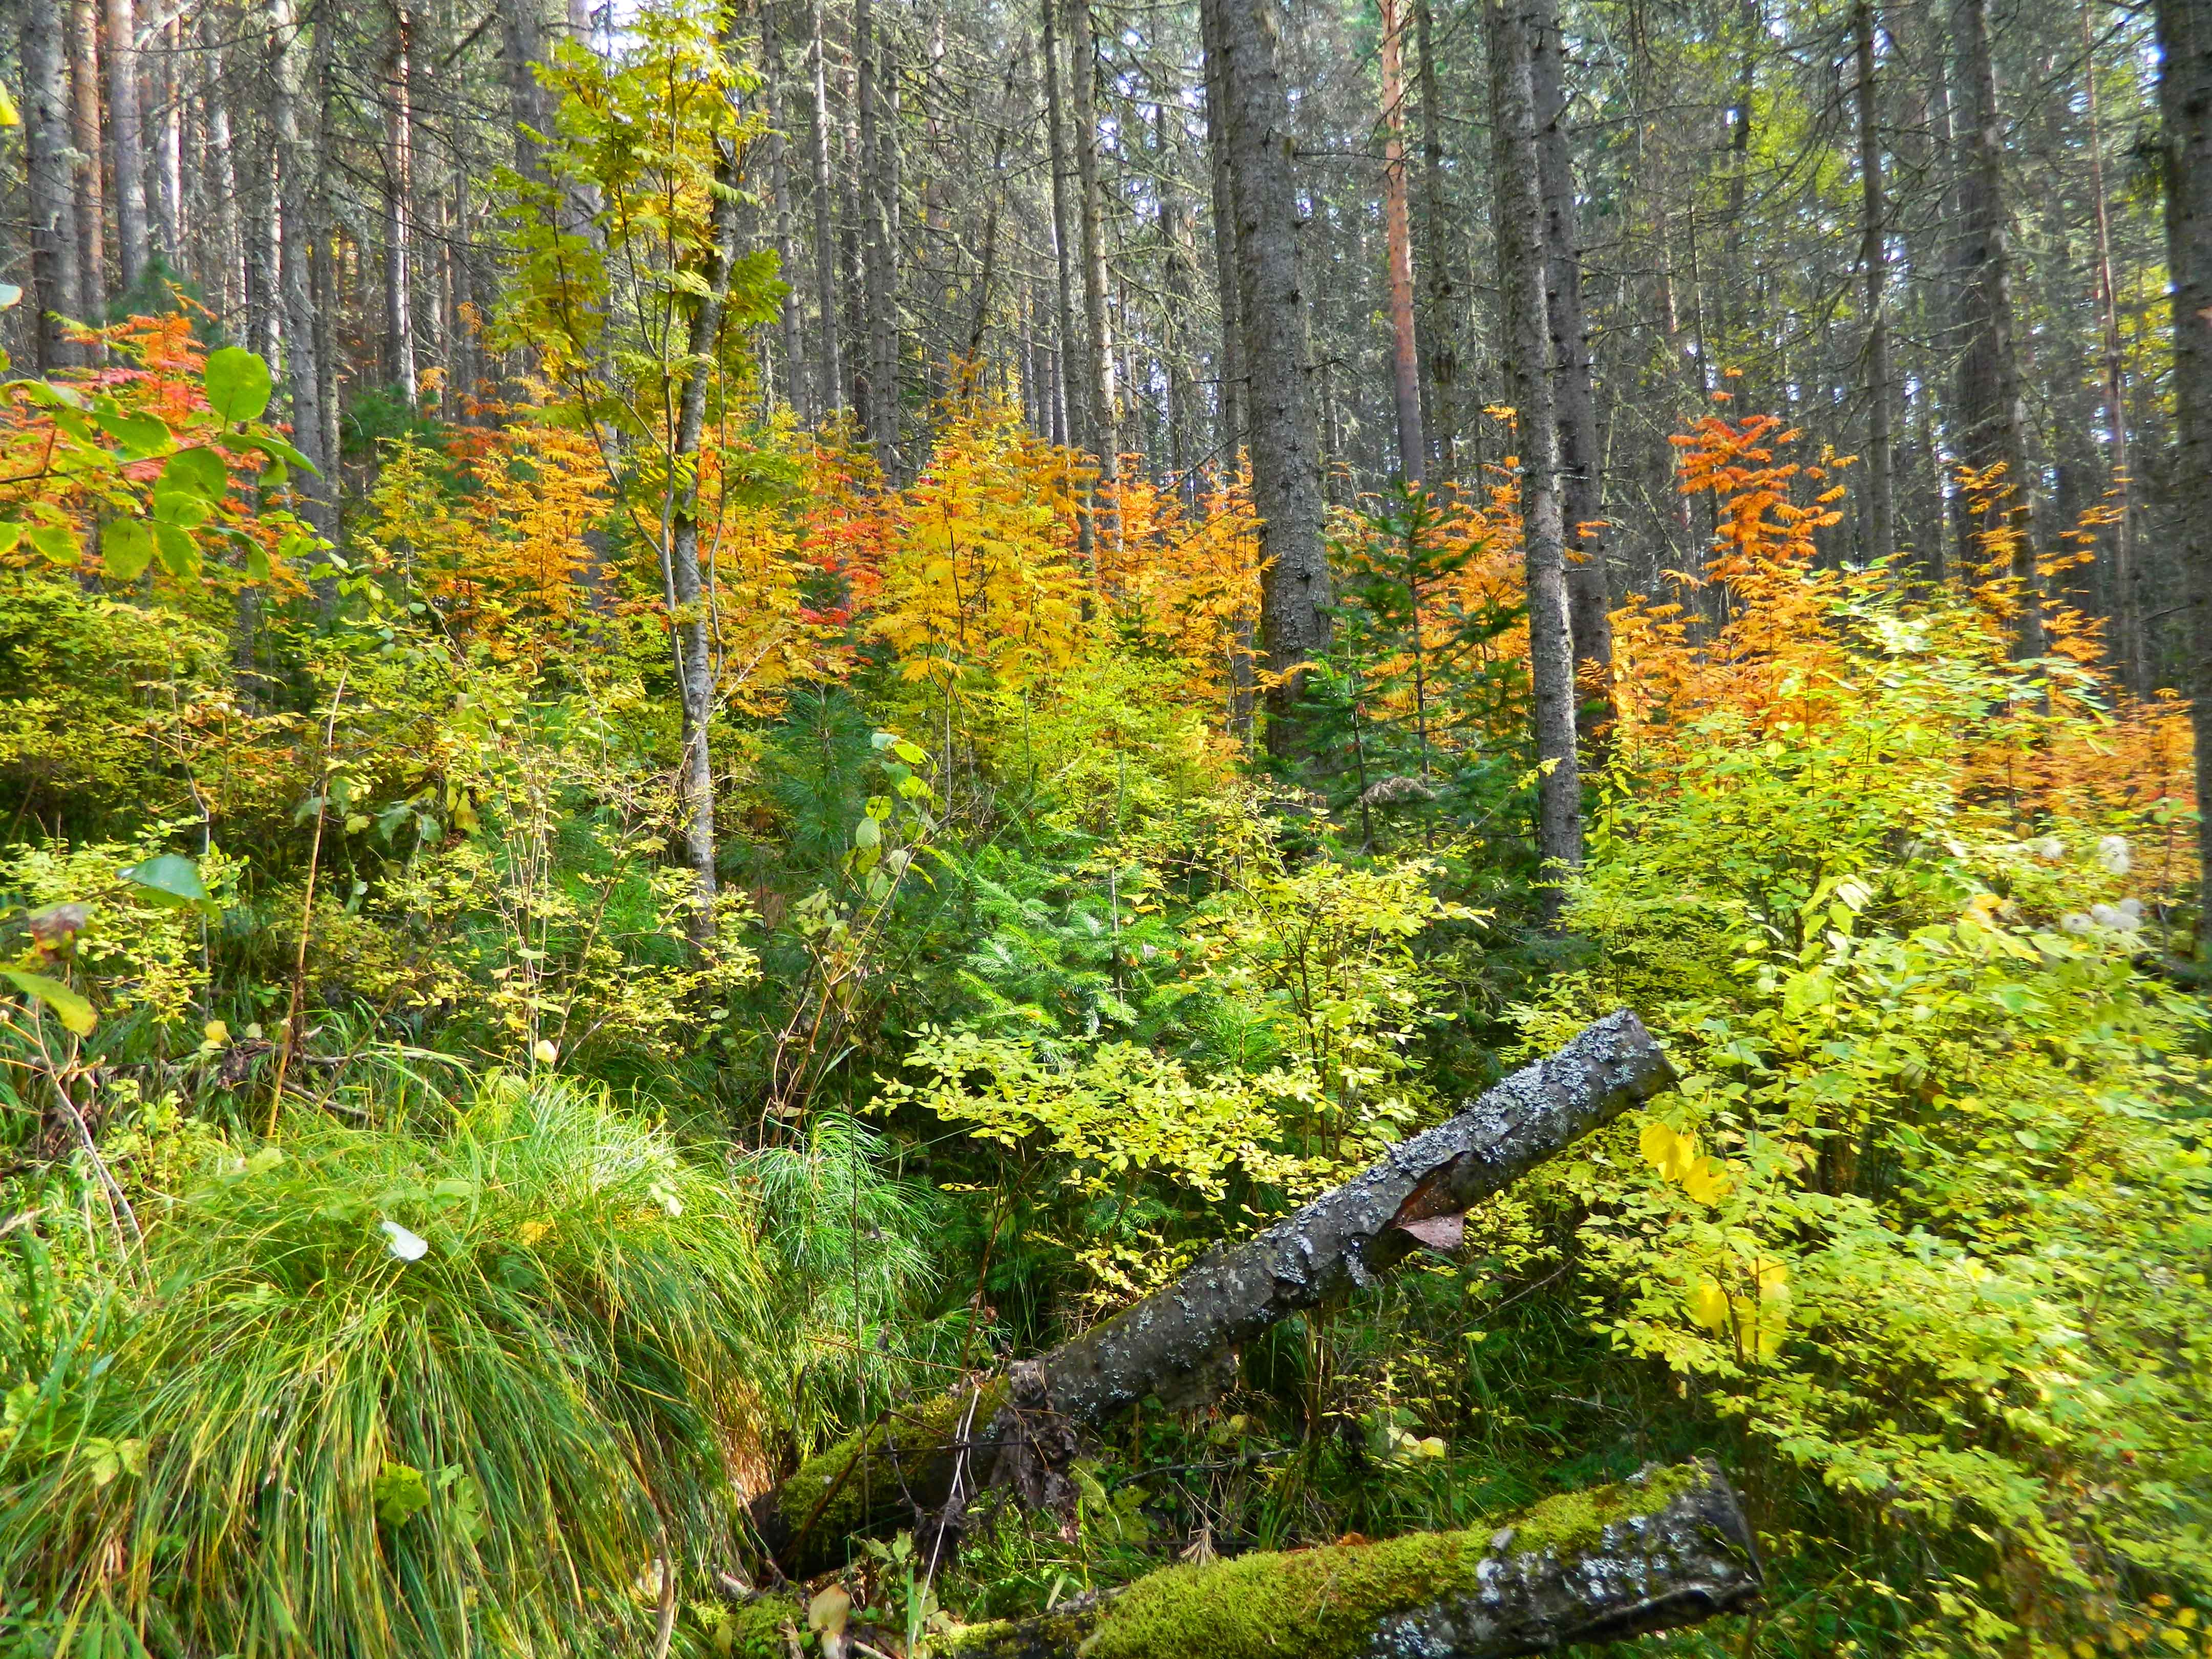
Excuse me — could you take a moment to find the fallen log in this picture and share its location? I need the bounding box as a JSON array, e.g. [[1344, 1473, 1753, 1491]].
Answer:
[[727, 1459, 1761, 1659], [750, 1011, 1674, 1578]]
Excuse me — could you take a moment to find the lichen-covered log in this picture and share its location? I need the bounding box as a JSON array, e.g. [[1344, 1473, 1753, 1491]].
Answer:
[[937, 1461, 1759, 1659], [751, 1012, 1673, 1576]]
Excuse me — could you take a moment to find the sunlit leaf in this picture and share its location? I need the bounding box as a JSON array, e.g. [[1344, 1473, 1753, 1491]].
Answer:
[[2, 970, 95, 1035]]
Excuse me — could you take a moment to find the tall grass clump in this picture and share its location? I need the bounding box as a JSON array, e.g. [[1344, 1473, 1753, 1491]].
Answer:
[[0, 1075, 780, 1658]]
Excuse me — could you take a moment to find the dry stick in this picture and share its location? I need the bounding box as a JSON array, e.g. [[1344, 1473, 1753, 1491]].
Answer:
[[268, 668, 347, 1135]]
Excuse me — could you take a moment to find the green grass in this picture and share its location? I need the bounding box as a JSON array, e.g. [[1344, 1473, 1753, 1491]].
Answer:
[[0, 1075, 780, 1658]]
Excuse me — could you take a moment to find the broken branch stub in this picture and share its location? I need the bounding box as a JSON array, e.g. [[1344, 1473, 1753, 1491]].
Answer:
[[751, 1010, 1674, 1576]]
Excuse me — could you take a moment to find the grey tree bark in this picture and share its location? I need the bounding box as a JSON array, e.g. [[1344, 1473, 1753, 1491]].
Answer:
[[764, 2, 809, 418], [805, 0, 844, 418], [1200, 0, 1242, 470], [1492, 0, 1583, 887], [1041, 0, 1091, 575], [750, 1011, 1671, 1576], [1071, 0, 1121, 538], [2085, 0, 2143, 691], [67, 0, 105, 333], [106, 0, 148, 292], [1854, 0, 1896, 567], [1949, 0, 2040, 655], [24, 0, 83, 371], [498, 0, 550, 181], [663, 3, 750, 947], [856, 0, 899, 474], [1529, 0, 1610, 688], [155, 13, 183, 266], [1206, 0, 1332, 757], [2157, 0, 2212, 950], [386, 1, 419, 407], [268, 0, 334, 543]]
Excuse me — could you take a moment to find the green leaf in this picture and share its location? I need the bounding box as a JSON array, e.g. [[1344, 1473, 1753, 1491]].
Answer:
[[158, 446, 229, 502], [0, 522, 18, 554], [27, 524, 78, 565], [3, 970, 95, 1036], [891, 739, 929, 767], [124, 854, 211, 910], [102, 518, 154, 580], [244, 434, 318, 476], [245, 542, 271, 581], [8, 377, 85, 409], [154, 524, 200, 579], [204, 347, 273, 423], [372, 1461, 432, 1528], [91, 409, 173, 456]]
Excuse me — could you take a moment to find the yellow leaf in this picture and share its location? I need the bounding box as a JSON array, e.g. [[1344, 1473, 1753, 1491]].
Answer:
[[1681, 1157, 1734, 1206], [1640, 1119, 1698, 1183], [1688, 1275, 1729, 1332]]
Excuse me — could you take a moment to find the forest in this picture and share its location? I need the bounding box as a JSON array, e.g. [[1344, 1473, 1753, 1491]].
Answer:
[[0, 0, 2208, 1650]]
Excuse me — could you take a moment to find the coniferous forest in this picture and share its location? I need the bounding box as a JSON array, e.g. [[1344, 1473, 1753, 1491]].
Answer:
[[1, 0, 2209, 1650]]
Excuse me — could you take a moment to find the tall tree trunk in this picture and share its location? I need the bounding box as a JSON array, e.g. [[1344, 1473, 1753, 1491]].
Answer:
[[1854, 1, 1897, 567], [1071, 0, 1121, 548], [1156, 98, 1196, 500], [106, 0, 147, 292], [1206, 0, 1331, 757], [208, 40, 242, 335], [765, 1, 809, 418], [269, 0, 333, 543], [1200, 0, 1243, 472], [449, 174, 478, 406], [856, 0, 899, 473], [1530, 0, 1610, 688], [25, 0, 83, 370], [1041, 0, 1090, 573], [386, 1, 418, 407], [1416, 0, 1457, 484], [2156, 0, 2212, 951], [665, 3, 750, 945], [1379, 0, 1424, 484], [245, 117, 279, 364], [499, 0, 549, 181], [2086, 0, 2143, 693], [1492, 0, 1582, 889], [805, 0, 843, 417], [68, 0, 105, 333], [156, 12, 183, 267], [1950, 0, 2039, 654]]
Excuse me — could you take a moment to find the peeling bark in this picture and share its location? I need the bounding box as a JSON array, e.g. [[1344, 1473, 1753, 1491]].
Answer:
[[751, 1011, 1673, 1577]]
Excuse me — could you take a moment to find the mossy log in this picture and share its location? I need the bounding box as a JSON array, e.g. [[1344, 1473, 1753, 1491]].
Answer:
[[751, 1011, 1674, 1577], [729, 1460, 1760, 1659]]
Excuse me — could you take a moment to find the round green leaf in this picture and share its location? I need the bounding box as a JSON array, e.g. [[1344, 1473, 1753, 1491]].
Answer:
[[27, 524, 79, 565], [91, 408, 173, 457], [2, 970, 94, 1036], [154, 524, 201, 579], [102, 518, 154, 580], [204, 347, 273, 423], [159, 446, 230, 502], [124, 854, 209, 908]]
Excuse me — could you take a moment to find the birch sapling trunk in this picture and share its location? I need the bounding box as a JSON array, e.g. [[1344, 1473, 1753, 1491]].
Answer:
[[750, 1011, 1671, 1576], [107, 0, 148, 291], [664, 8, 750, 947], [806, 0, 844, 416], [208, 44, 243, 334], [1950, 0, 2040, 654], [1379, 0, 1425, 485], [157, 13, 184, 265], [1529, 0, 1611, 689], [2156, 0, 2212, 951], [1853, 1, 1896, 566], [25, 0, 83, 371], [68, 0, 105, 333], [1207, 0, 1332, 758], [1492, 0, 1583, 886]]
